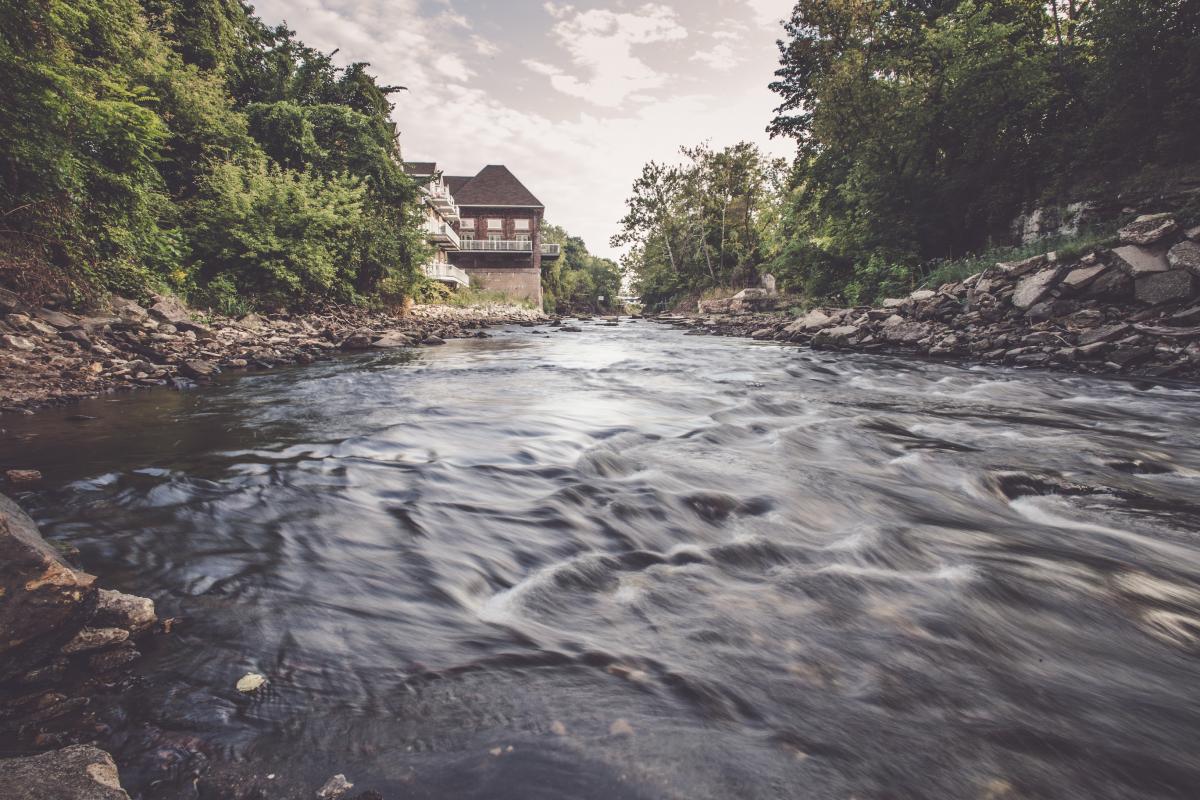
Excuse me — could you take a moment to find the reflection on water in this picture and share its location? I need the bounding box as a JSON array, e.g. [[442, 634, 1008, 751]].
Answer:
[[7, 321, 1200, 799]]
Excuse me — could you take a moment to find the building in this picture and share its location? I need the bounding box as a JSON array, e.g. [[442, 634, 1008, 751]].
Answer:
[[444, 166, 560, 306], [403, 162, 471, 289]]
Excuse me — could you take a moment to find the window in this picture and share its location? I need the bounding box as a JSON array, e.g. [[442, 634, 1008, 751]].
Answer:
[[487, 218, 503, 230], [460, 218, 476, 230], [461, 232, 475, 241], [488, 233, 502, 242], [515, 233, 531, 243], [513, 218, 530, 231]]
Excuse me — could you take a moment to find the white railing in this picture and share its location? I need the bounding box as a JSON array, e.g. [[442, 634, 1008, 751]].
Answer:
[[423, 261, 470, 287], [459, 240, 562, 256], [423, 221, 460, 249], [424, 184, 459, 220]]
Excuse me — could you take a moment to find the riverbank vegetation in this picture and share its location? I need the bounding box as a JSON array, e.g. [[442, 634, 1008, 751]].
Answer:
[[618, 0, 1200, 310], [541, 223, 622, 314], [0, 0, 428, 312]]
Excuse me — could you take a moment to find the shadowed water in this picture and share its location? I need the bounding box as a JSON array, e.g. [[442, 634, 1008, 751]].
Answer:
[[6, 321, 1200, 799]]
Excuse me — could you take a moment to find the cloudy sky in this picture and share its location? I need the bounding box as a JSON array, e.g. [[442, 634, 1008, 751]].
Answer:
[[249, 0, 797, 258]]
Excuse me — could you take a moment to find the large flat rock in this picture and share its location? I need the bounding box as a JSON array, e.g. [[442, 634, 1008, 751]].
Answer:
[[0, 746, 129, 799]]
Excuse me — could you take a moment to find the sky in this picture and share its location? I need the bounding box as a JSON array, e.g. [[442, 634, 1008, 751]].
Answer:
[[248, 0, 798, 259]]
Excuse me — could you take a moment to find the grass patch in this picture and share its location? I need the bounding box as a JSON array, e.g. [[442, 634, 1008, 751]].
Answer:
[[917, 226, 1118, 290]]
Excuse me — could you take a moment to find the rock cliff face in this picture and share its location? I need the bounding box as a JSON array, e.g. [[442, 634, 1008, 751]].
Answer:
[[669, 215, 1200, 381]]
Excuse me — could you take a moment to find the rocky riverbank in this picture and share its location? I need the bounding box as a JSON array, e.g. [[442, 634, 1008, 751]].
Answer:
[[668, 214, 1200, 381], [0, 293, 545, 411], [0, 493, 159, 795]]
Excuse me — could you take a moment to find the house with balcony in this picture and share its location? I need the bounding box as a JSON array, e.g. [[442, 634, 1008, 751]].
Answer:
[[442, 165, 560, 306], [403, 162, 470, 289]]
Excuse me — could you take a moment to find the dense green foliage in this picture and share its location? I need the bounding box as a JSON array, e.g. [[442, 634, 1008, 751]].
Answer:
[[542, 223, 622, 313], [617, 1, 1199, 308], [767, 0, 1200, 304], [612, 143, 787, 310], [0, 0, 427, 310]]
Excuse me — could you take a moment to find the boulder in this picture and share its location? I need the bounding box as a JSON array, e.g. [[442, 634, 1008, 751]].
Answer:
[[1135, 270, 1196, 306], [1112, 245, 1170, 277], [1118, 213, 1178, 246], [880, 321, 930, 345], [147, 294, 190, 325], [0, 494, 96, 683], [996, 253, 1052, 278], [1186, 224, 1200, 241], [812, 325, 860, 348], [1079, 324, 1132, 346], [1167, 241, 1200, 276], [1165, 305, 1200, 327], [178, 360, 219, 380], [93, 589, 156, 634], [1012, 268, 1062, 310], [909, 289, 937, 302], [0, 745, 130, 799], [2, 334, 36, 351], [369, 333, 415, 349], [1060, 263, 1110, 292], [339, 333, 373, 351], [421, 335, 447, 345], [61, 627, 129, 655], [108, 297, 149, 321], [34, 308, 78, 330], [785, 309, 834, 334]]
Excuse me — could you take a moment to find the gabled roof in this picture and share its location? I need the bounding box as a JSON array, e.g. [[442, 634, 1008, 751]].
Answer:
[[404, 161, 437, 177], [445, 165, 544, 208]]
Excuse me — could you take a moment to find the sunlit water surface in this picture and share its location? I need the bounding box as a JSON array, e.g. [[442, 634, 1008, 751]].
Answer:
[[7, 321, 1200, 799]]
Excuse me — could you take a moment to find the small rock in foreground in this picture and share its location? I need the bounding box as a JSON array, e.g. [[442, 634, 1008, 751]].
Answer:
[[236, 672, 267, 693], [317, 773, 354, 799], [6, 469, 42, 484]]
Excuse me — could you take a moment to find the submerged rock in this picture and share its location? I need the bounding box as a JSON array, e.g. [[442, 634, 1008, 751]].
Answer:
[[0, 745, 129, 799]]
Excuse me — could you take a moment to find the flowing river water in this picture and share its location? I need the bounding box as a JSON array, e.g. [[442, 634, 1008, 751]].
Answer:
[[6, 320, 1200, 799]]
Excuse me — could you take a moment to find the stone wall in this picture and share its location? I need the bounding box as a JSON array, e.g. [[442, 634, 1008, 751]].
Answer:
[[461, 266, 543, 306]]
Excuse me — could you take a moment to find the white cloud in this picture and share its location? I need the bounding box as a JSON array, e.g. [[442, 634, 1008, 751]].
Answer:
[[433, 53, 473, 82], [743, 0, 792, 31], [691, 43, 741, 71], [471, 35, 499, 57], [533, 3, 688, 107]]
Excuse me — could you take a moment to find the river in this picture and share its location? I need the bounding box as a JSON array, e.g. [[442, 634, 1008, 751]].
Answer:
[[7, 320, 1200, 799]]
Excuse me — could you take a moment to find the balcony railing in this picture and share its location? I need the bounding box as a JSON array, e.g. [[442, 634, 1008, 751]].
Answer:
[[424, 184, 459, 221], [459, 240, 562, 258], [423, 261, 470, 287], [423, 221, 460, 250]]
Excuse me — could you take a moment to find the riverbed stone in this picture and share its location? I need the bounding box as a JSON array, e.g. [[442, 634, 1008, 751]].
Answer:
[[178, 360, 219, 380], [1113, 245, 1170, 277], [0, 495, 96, 683], [1167, 241, 1200, 276], [1135, 270, 1196, 306], [1060, 263, 1110, 292], [1013, 268, 1063, 309], [147, 294, 189, 325], [1118, 213, 1178, 246], [812, 325, 860, 348], [997, 253, 1054, 278], [0, 745, 130, 799], [2, 334, 37, 351], [6, 469, 43, 484], [93, 589, 156, 633], [60, 627, 129, 655], [370, 332, 415, 348], [339, 332, 373, 351]]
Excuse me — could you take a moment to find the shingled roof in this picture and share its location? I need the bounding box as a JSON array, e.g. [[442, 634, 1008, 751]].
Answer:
[[443, 165, 544, 208], [403, 162, 437, 177]]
